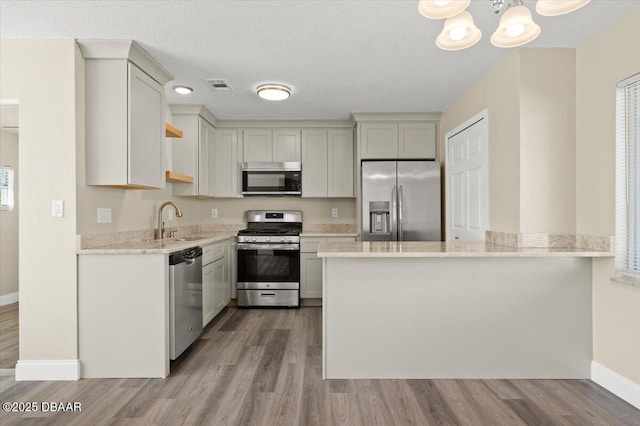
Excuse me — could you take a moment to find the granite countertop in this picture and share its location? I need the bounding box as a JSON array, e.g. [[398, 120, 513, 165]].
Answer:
[[77, 233, 236, 255], [316, 241, 614, 258]]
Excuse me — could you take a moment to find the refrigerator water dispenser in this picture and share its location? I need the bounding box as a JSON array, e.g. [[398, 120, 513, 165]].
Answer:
[[369, 201, 390, 235]]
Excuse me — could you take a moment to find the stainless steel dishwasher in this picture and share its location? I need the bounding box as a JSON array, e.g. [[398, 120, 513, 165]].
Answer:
[[169, 247, 203, 360]]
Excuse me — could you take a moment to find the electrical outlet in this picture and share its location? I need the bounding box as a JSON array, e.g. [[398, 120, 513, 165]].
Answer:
[[211, 208, 218, 218], [331, 207, 339, 218], [97, 207, 112, 224], [52, 200, 64, 218]]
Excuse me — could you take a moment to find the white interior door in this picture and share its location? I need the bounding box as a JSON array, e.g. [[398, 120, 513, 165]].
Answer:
[[445, 111, 489, 242]]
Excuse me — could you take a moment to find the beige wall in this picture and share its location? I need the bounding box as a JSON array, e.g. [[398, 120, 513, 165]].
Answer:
[[576, 9, 640, 384], [0, 129, 19, 297], [440, 48, 577, 235], [0, 40, 79, 360], [519, 49, 576, 234], [439, 51, 521, 233]]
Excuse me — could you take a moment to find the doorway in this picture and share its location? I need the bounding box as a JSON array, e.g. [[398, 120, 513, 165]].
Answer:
[[0, 103, 19, 375], [445, 110, 489, 242]]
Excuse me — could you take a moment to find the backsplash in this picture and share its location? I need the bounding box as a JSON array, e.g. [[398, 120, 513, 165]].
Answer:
[[486, 231, 614, 252], [302, 224, 357, 234]]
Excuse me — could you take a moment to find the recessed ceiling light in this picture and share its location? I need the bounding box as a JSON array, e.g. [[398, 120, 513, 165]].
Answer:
[[173, 85, 193, 95], [256, 84, 291, 101]]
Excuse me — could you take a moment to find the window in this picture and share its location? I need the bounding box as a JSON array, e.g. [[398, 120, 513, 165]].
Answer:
[[615, 73, 640, 285], [0, 166, 14, 211]]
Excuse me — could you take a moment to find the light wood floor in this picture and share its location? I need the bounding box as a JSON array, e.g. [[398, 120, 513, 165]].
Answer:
[[0, 303, 18, 369], [1, 307, 639, 425]]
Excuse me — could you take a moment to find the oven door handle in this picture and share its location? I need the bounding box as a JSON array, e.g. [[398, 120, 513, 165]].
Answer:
[[237, 244, 300, 251]]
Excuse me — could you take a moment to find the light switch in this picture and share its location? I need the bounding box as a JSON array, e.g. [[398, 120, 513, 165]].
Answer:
[[97, 208, 112, 224], [331, 208, 339, 218], [211, 208, 218, 218], [52, 200, 64, 218], [168, 209, 174, 221]]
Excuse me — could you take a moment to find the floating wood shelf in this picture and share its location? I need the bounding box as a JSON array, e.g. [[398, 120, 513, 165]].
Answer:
[[165, 123, 183, 138], [165, 171, 194, 183]]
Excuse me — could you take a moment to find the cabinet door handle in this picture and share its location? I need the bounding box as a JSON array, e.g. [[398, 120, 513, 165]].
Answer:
[[260, 293, 275, 297]]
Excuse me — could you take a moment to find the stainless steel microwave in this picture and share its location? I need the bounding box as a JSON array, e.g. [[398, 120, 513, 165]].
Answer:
[[241, 162, 302, 196]]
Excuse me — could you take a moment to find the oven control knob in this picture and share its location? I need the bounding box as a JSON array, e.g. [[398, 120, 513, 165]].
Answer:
[[280, 238, 286, 242], [265, 237, 271, 242], [251, 238, 257, 243]]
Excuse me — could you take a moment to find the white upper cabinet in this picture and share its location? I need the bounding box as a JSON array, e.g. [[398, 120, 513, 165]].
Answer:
[[360, 122, 398, 159], [399, 122, 437, 159], [243, 129, 272, 162], [301, 129, 328, 197], [199, 119, 216, 197], [273, 129, 302, 161], [243, 129, 301, 162], [359, 120, 437, 160], [171, 113, 215, 197], [328, 129, 355, 197], [80, 40, 173, 189], [213, 128, 242, 198], [302, 128, 354, 198]]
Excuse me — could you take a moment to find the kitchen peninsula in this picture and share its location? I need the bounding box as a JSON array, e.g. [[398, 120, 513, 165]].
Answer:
[[318, 240, 613, 380]]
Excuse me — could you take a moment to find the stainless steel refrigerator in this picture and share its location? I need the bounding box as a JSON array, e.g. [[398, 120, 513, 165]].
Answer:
[[361, 160, 441, 241]]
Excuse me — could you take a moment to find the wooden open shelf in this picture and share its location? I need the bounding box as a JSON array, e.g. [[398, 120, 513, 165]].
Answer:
[[165, 171, 194, 183], [165, 123, 183, 138]]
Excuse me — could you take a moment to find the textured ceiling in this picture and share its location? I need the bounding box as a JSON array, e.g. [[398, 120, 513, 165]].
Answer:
[[1, 0, 639, 119]]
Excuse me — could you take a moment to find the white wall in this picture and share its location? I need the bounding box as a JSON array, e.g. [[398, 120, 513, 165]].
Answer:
[[0, 40, 79, 360], [0, 128, 19, 298], [576, 8, 640, 384]]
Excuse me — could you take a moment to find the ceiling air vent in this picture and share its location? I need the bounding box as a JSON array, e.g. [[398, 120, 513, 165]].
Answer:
[[204, 79, 233, 91]]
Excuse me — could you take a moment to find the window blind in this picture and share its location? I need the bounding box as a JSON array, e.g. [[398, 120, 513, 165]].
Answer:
[[0, 166, 14, 211], [615, 73, 640, 284]]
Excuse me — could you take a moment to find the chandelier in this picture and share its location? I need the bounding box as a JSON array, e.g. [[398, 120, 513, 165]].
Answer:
[[418, 0, 592, 51]]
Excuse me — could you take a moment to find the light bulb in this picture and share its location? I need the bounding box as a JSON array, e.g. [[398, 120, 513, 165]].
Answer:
[[449, 26, 467, 41], [506, 23, 525, 38]]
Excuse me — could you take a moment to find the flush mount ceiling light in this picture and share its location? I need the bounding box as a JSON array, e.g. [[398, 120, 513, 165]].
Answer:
[[256, 84, 291, 101], [436, 11, 482, 51], [419, 0, 590, 50], [535, 0, 591, 16], [418, 0, 470, 19], [172, 85, 193, 95]]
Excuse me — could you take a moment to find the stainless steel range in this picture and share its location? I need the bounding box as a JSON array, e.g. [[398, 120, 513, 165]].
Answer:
[[236, 210, 302, 307]]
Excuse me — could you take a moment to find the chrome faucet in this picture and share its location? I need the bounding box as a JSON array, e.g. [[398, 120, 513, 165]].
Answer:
[[156, 201, 183, 240]]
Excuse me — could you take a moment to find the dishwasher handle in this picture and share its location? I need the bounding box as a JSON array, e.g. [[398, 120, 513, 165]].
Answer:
[[169, 247, 203, 265]]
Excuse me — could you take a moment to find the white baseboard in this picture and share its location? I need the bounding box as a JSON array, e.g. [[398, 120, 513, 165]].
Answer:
[[591, 361, 640, 409], [0, 292, 18, 306], [15, 359, 80, 381]]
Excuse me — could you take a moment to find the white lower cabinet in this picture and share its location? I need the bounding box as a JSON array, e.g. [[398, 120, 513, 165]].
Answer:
[[300, 236, 356, 298], [202, 240, 232, 327]]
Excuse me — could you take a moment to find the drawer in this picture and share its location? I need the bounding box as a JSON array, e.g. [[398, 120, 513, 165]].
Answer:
[[202, 243, 225, 265], [237, 289, 299, 307], [301, 237, 327, 253]]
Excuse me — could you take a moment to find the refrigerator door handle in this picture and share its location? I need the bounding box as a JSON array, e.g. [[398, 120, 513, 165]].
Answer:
[[398, 185, 404, 241], [391, 185, 397, 239]]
